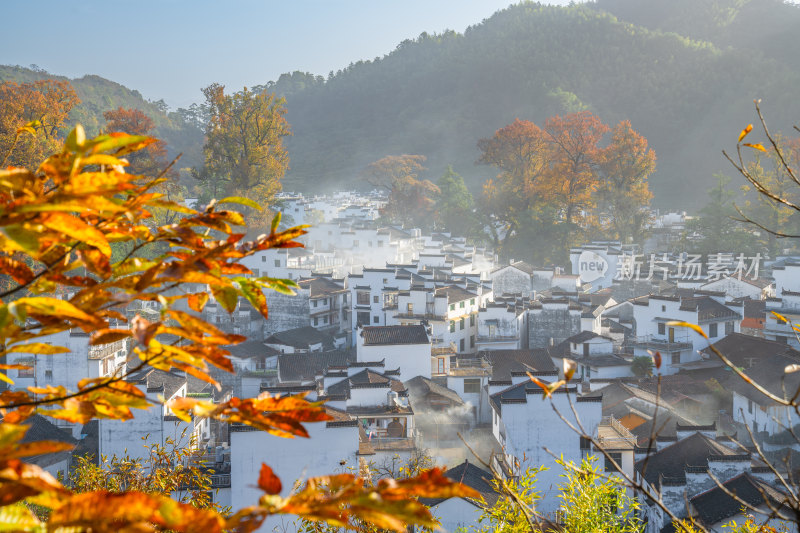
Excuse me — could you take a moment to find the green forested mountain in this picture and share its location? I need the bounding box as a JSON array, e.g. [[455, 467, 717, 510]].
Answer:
[[596, 0, 800, 74], [263, 1, 800, 209], [0, 65, 204, 170]]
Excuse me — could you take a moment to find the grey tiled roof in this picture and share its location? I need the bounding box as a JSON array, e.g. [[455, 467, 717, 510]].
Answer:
[[227, 339, 281, 359], [327, 369, 407, 398], [360, 325, 429, 345], [22, 415, 77, 445], [299, 277, 347, 298], [722, 352, 800, 407], [277, 349, 354, 383], [679, 296, 741, 322], [690, 473, 789, 526], [635, 432, 742, 486], [423, 460, 500, 508], [265, 326, 335, 349], [701, 333, 800, 368], [480, 349, 557, 380], [146, 369, 187, 399], [405, 376, 464, 407], [435, 285, 477, 304]]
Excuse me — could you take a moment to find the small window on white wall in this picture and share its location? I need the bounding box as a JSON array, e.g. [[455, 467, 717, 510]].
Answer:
[[464, 378, 480, 393]]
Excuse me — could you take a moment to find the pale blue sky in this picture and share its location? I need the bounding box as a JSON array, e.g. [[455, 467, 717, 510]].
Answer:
[[0, 1, 573, 109]]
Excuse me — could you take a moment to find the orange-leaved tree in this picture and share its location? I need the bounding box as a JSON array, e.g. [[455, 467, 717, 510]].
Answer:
[[103, 107, 173, 179], [0, 125, 476, 531], [541, 111, 609, 232], [0, 79, 79, 170], [596, 119, 656, 243], [362, 155, 440, 229], [478, 112, 655, 259], [104, 106, 183, 226]]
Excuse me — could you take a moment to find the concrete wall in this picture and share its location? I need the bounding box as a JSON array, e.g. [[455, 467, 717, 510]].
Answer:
[[491, 267, 531, 297], [431, 498, 483, 533], [230, 422, 358, 533], [773, 264, 800, 294], [701, 277, 769, 300], [357, 339, 431, 382], [493, 392, 602, 513], [733, 391, 797, 436], [527, 304, 581, 349], [477, 305, 522, 351], [263, 289, 311, 338]]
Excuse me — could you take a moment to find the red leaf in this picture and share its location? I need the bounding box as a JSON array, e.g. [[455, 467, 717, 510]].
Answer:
[[258, 464, 282, 495]]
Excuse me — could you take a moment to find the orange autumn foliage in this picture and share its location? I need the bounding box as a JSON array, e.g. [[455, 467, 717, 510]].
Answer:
[[0, 79, 79, 170], [478, 111, 655, 252], [0, 127, 477, 531]]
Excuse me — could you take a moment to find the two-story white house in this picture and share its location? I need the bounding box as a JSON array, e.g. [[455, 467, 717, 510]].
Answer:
[[626, 294, 742, 375]]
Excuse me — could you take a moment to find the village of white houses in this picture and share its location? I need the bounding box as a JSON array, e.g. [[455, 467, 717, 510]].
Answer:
[[6, 185, 800, 532], [5, 1, 800, 532]]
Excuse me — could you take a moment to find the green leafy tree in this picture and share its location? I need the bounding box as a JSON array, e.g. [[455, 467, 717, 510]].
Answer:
[[630, 356, 654, 378], [435, 166, 477, 236], [687, 174, 759, 253], [556, 456, 643, 533], [474, 466, 544, 533]]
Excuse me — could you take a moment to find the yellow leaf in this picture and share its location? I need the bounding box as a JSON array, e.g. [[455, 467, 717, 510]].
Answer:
[[785, 364, 800, 374], [39, 212, 111, 257], [187, 292, 210, 313], [64, 124, 86, 151], [743, 143, 767, 152], [14, 297, 103, 328], [16, 120, 41, 137], [737, 123, 753, 143], [3, 343, 70, 355], [772, 311, 790, 324], [218, 196, 262, 211]]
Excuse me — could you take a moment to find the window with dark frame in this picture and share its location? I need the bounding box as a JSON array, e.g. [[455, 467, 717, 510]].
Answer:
[[604, 452, 622, 472], [464, 378, 480, 393]]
